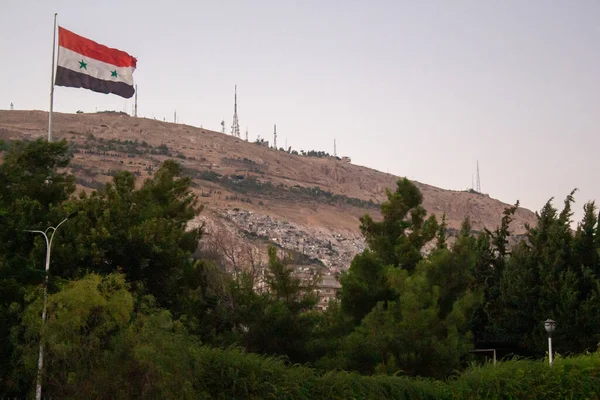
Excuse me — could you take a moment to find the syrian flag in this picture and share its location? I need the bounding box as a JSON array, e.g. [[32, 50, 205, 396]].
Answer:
[[55, 27, 137, 98]]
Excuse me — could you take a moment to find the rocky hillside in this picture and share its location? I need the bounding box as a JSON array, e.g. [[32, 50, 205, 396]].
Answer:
[[0, 110, 537, 272]]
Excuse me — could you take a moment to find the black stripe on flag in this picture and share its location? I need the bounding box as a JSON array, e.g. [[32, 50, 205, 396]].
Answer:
[[55, 66, 135, 99]]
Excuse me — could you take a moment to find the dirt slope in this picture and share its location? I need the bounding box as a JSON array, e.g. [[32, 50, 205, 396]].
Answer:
[[0, 110, 537, 271]]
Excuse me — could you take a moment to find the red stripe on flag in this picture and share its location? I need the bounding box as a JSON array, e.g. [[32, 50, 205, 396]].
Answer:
[[58, 26, 137, 68]]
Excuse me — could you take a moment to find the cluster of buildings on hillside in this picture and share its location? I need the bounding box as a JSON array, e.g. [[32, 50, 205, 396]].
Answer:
[[206, 208, 354, 310], [218, 208, 365, 274], [252, 263, 342, 311], [314, 274, 342, 310]]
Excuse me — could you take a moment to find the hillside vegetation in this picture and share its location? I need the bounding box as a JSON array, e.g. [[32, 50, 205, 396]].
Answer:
[[2, 138, 600, 398]]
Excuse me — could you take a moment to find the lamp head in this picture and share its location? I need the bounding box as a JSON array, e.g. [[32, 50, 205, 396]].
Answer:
[[544, 318, 556, 334]]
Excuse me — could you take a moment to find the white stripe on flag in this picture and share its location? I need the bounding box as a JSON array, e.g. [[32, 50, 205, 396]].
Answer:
[[57, 46, 135, 86]]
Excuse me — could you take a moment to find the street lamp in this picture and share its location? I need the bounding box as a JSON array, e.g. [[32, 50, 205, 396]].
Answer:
[[544, 318, 556, 366], [25, 211, 78, 400]]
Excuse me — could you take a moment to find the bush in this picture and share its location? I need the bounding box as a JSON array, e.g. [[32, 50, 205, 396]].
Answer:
[[192, 346, 442, 399], [15, 272, 600, 399], [189, 351, 600, 399], [448, 355, 600, 399]]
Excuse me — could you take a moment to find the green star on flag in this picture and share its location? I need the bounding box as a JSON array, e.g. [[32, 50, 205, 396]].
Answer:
[[111, 70, 118, 77], [79, 60, 87, 69]]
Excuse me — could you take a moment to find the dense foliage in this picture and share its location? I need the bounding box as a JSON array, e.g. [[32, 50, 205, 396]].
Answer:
[[2, 138, 600, 398]]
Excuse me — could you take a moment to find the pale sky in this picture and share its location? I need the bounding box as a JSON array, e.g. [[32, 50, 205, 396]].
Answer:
[[1, 0, 599, 223]]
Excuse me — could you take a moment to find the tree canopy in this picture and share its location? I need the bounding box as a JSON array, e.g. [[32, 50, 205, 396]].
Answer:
[[2, 138, 600, 397]]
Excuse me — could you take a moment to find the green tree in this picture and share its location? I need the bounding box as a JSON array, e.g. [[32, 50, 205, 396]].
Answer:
[[359, 178, 438, 271], [232, 247, 319, 363], [0, 139, 76, 394], [435, 214, 448, 250], [490, 192, 600, 356], [52, 160, 203, 308], [339, 179, 438, 324], [173, 258, 236, 345], [335, 179, 479, 378], [338, 249, 480, 378], [15, 273, 201, 399], [338, 250, 392, 324]]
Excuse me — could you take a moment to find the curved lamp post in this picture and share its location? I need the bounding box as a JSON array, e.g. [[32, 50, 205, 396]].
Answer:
[[25, 211, 78, 400], [544, 318, 556, 366]]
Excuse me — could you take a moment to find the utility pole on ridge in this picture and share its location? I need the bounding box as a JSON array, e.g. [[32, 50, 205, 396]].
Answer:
[[476, 161, 481, 193]]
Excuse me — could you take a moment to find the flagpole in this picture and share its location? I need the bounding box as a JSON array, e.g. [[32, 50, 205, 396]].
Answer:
[[48, 13, 57, 142], [134, 84, 138, 117]]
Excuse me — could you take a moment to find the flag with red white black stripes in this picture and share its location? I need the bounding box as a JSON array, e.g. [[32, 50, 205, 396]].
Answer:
[[55, 27, 137, 98]]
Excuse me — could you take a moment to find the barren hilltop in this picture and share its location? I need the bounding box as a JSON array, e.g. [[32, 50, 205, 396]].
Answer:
[[0, 110, 536, 271]]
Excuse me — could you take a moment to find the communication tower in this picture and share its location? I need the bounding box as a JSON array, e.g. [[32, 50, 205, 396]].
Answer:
[[245, 127, 249, 141], [273, 124, 277, 149], [476, 161, 481, 193], [334, 139, 337, 157], [221, 119, 225, 133], [10, 102, 14, 110], [231, 85, 240, 138]]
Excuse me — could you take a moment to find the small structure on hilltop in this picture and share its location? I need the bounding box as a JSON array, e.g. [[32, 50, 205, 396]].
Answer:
[[341, 156, 351, 163], [254, 136, 269, 147]]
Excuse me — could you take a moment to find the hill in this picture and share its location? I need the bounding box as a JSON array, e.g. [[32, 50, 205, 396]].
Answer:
[[0, 110, 536, 272]]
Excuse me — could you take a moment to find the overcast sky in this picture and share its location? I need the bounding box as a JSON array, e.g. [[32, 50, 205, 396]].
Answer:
[[1, 0, 599, 223]]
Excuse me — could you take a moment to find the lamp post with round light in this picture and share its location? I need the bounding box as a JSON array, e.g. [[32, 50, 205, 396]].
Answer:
[[544, 318, 556, 366]]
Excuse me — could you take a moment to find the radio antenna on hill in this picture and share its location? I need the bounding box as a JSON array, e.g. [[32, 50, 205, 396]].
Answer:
[[10, 102, 14, 110], [273, 124, 277, 149], [174, 110, 177, 124], [245, 127, 248, 141], [221, 119, 225, 133], [476, 161, 481, 193], [334, 138, 337, 157], [231, 85, 240, 138]]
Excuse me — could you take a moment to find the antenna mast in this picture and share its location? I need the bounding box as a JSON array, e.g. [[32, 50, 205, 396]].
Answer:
[[476, 161, 481, 193], [221, 119, 225, 133], [245, 127, 248, 141], [334, 139, 337, 157], [273, 124, 277, 149], [231, 85, 240, 137]]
